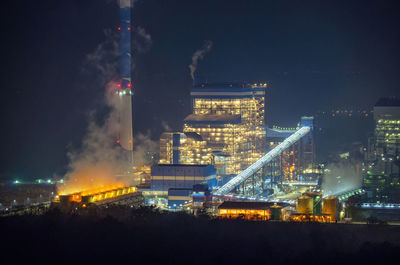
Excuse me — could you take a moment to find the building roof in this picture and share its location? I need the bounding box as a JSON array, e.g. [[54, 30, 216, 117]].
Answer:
[[218, 201, 288, 210], [193, 82, 267, 89], [375, 97, 400, 107], [194, 82, 247, 89], [190, 82, 266, 98], [184, 114, 242, 124], [266, 127, 295, 139]]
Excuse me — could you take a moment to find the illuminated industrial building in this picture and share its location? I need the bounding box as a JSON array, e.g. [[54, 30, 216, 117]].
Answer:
[[374, 98, 400, 156], [183, 114, 246, 174], [218, 201, 281, 221], [55, 186, 143, 209], [373, 97, 400, 168], [364, 97, 400, 203], [159, 82, 267, 176], [159, 132, 212, 165]]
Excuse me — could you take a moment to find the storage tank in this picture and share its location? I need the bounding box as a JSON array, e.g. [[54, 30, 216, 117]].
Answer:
[[322, 196, 337, 220], [297, 195, 313, 214], [270, 203, 282, 220], [303, 192, 322, 214]]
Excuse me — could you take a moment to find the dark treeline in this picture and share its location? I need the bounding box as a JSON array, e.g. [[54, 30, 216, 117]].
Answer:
[[1, 207, 399, 265]]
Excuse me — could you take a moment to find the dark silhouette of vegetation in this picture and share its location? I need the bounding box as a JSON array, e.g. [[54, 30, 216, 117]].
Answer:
[[1, 206, 399, 265]]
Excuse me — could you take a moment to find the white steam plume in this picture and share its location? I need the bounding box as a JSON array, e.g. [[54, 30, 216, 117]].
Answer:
[[321, 161, 362, 196], [83, 29, 119, 85], [189, 40, 213, 80], [118, 0, 133, 8], [58, 14, 155, 194], [134, 26, 153, 53], [161, 121, 172, 131]]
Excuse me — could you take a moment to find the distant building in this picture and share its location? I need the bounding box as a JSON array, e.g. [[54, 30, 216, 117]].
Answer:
[[364, 97, 400, 203], [373, 97, 400, 160]]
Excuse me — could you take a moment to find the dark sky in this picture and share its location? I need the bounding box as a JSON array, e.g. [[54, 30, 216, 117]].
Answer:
[[1, 0, 399, 178]]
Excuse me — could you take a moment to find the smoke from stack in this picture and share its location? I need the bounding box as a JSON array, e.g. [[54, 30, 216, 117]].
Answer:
[[118, 0, 133, 8], [58, 79, 157, 195], [134, 26, 152, 53], [189, 40, 213, 80], [57, 1, 156, 195]]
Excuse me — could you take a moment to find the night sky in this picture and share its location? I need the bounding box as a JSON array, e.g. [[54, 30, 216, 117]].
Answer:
[[1, 0, 399, 179]]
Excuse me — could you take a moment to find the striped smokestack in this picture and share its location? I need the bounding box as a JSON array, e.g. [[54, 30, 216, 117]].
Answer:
[[117, 0, 134, 161]]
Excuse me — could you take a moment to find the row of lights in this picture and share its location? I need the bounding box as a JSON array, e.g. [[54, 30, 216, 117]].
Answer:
[[117, 83, 132, 88], [117, 26, 131, 31], [13, 179, 62, 184]]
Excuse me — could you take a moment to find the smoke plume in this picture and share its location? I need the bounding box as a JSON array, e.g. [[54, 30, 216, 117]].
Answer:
[[134, 26, 153, 53], [321, 161, 362, 196], [58, 81, 158, 194], [83, 29, 119, 85], [57, 11, 156, 195], [118, 0, 135, 8], [161, 121, 172, 131], [189, 40, 213, 80]]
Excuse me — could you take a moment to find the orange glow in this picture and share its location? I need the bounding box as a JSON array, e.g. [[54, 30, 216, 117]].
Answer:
[[218, 209, 270, 221], [86, 186, 137, 203], [290, 214, 333, 223], [57, 162, 129, 196], [118, 27, 121, 31], [58, 186, 137, 204]]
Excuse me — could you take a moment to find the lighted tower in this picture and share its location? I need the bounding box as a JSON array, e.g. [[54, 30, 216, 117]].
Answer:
[[117, 0, 134, 162]]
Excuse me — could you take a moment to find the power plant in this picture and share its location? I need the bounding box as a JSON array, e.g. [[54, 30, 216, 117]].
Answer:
[[3, 2, 400, 264], [3, 1, 400, 227], [37, 1, 376, 224]]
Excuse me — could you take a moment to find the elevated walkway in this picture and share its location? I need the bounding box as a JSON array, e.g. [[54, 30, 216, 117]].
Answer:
[[214, 126, 311, 195]]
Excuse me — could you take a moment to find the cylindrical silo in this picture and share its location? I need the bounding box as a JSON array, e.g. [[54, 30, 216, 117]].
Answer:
[[297, 195, 313, 214], [322, 196, 337, 221], [270, 203, 282, 220], [303, 192, 322, 214]]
